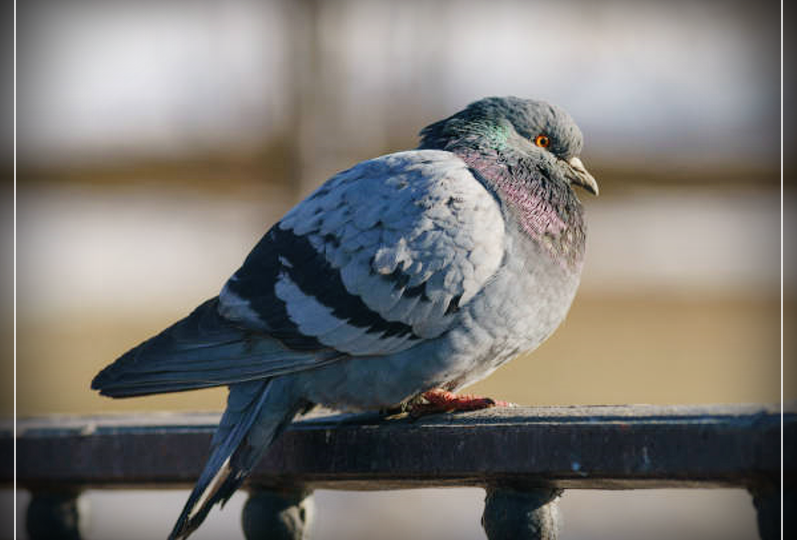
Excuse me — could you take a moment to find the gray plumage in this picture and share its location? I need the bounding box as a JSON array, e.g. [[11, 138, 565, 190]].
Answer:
[[91, 96, 598, 539]]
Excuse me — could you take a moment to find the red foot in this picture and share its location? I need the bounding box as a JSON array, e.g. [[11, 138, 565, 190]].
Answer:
[[410, 389, 513, 417]]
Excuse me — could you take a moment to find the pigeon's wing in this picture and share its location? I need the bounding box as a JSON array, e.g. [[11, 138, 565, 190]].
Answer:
[[91, 297, 345, 397], [220, 149, 506, 357], [92, 150, 505, 398]]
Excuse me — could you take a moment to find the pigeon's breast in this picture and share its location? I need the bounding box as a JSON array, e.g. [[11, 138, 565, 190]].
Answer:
[[292, 225, 583, 410], [434, 227, 583, 390]]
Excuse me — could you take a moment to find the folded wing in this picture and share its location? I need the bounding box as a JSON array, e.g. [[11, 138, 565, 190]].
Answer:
[[221, 149, 506, 356], [93, 150, 506, 397]]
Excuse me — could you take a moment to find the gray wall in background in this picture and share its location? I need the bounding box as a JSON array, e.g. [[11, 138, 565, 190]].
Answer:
[[17, 0, 779, 181]]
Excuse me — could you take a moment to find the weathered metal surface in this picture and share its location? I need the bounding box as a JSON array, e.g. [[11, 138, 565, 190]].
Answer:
[[4, 404, 791, 492], [482, 487, 562, 540], [243, 489, 314, 540], [26, 491, 86, 540]]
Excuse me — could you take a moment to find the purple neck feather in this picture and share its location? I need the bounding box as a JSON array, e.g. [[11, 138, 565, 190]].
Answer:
[[455, 148, 587, 272]]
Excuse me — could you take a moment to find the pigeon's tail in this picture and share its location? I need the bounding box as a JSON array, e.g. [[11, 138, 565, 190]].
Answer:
[[169, 377, 304, 540], [91, 297, 337, 398]]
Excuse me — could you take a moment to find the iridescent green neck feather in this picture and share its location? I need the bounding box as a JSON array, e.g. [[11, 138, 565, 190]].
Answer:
[[418, 97, 588, 272]]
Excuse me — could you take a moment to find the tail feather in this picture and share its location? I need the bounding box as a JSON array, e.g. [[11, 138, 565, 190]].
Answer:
[[169, 377, 303, 540], [91, 298, 334, 538]]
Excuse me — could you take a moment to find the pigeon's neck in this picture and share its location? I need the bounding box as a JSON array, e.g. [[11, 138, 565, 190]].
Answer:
[[454, 146, 587, 272]]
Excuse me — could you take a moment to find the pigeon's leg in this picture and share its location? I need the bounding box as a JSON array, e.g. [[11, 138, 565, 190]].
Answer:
[[408, 388, 513, 417]]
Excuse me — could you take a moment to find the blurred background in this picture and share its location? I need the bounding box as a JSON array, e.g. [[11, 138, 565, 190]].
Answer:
[[9, 0, 787, 539]]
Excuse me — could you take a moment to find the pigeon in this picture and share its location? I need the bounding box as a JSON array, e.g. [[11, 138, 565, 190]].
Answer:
[[91, 96, 598, 539]]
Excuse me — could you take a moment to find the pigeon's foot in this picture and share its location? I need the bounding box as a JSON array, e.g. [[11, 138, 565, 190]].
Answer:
[[408, 388, 514, 418]]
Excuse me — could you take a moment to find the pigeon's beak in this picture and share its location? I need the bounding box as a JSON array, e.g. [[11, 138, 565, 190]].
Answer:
[[566, 157, 599, 196]]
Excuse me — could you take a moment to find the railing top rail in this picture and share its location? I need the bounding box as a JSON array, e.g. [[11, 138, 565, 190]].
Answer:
[[5, 403, 792, 492]]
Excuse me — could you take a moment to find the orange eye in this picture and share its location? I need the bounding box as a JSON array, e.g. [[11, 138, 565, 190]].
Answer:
[[534, 134, 550, 148]]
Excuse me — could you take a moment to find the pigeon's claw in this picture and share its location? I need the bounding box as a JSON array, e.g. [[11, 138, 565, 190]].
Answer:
[[409, 388, 514, 418]]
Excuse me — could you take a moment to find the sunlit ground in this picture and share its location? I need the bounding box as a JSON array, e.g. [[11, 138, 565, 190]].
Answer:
[[14, 293, 781, 416]]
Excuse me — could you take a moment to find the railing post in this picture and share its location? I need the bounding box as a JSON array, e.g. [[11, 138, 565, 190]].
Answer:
[[26, 490, 87, 540], [750, 483, 786, 540], [482, 486, 562, 540], [242, 487, 314, 540]]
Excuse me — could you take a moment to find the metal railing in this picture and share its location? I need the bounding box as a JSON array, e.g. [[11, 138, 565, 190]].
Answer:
[[4, 404, 791, 539]]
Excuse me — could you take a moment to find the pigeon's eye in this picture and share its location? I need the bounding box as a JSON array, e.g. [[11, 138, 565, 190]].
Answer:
[[534, 134, 551, 148]]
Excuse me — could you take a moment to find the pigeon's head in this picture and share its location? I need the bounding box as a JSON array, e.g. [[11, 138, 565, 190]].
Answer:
[[419, 96, 599, 196]]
